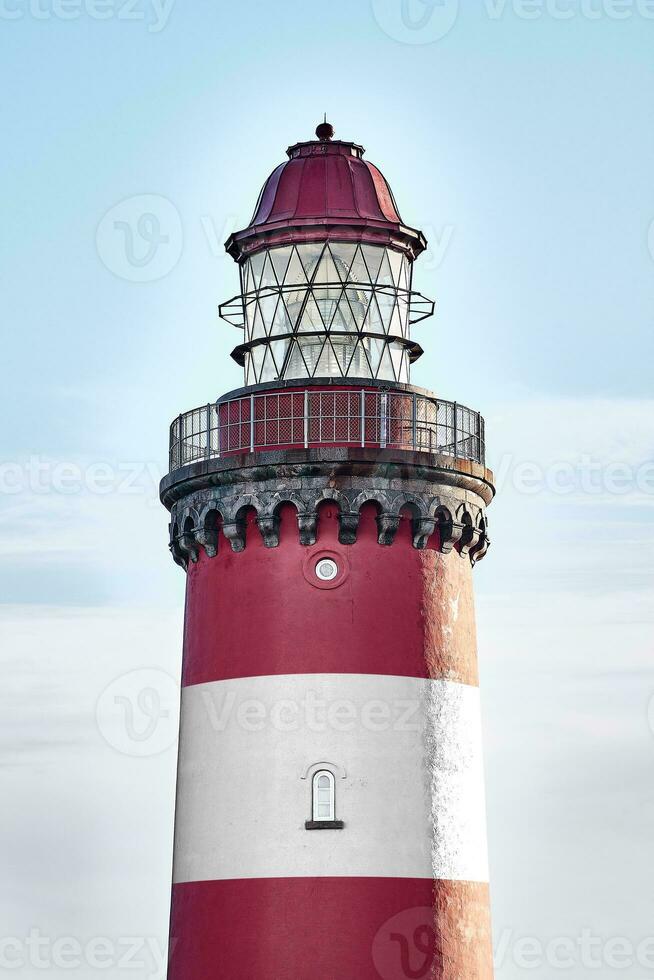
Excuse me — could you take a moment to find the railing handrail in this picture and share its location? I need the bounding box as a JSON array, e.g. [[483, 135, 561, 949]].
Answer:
[[169, 387, 485, 473]]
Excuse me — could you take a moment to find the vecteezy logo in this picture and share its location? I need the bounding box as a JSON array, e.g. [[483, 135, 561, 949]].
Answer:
[[372, 907, 438, 979], [96, 668, 179, 757], [96, 194, 183, 282], [371, 0, 459, 44]]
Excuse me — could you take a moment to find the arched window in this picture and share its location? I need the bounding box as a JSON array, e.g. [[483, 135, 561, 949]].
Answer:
[[305, 769, 344, 830], [313, 770, 335, 821]]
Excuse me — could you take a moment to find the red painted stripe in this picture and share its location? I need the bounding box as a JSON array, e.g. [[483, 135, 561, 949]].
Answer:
[[182, 503, 479, 688], [168, 877, 493, 980]]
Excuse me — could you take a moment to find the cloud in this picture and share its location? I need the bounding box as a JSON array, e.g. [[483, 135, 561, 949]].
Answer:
[[0, 604, 182, 978]]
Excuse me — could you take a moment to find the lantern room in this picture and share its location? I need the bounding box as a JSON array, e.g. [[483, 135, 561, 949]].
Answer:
[[219, 122, 434, 386]]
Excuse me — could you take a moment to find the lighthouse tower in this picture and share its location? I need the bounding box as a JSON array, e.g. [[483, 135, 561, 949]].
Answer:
[[161, 122, 495, 980]]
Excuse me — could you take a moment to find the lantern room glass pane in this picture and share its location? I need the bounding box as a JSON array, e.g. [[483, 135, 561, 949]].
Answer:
[[329, 242, 356, 281], [239, 243, 413, 383], [296, 243, 324, 282]]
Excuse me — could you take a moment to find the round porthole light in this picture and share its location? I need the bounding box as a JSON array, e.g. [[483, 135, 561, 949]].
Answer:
[[315, 558, 338, 581]]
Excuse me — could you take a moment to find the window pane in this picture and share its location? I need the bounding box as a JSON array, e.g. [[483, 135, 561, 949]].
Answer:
[[296, 243, 324, 282], [260, 253, 277, 288], [270, 245, 292, 284], [284, 248, 307, 287], [313, 771, 335, 821], [244, 299, 257, 341], [387, 248, 403, 288], [343, 288, 368, 329], [349, 246, 371, 284], [249, 251, 265, 290], [329, 243, 356, 281], [313, 247, 339, 285], [362, 244, 384, 283]]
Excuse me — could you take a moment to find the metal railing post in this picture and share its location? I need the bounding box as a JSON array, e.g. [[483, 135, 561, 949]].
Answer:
[[304, 390, 309, 448], [250, 394, 255, 453], [453, 401, 458, 458], [205, 403, 212, 458], [217, 403, 223, 457], [412, 393, 418, 451], [178, 413, 183, 469], [380, 391, 388, 449], [360, 389, 365, 447]]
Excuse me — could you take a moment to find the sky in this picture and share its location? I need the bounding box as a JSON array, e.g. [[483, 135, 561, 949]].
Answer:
[[1, 1, 653, 977]]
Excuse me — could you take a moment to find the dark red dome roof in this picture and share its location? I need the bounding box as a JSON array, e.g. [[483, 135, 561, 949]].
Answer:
[[225, 131, 426, 262]]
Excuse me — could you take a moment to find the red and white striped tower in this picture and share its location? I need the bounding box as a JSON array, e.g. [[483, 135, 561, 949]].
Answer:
[[161, 121, 495, 980]]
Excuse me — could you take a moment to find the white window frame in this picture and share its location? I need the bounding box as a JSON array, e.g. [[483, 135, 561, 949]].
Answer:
[[312, 769, 336, 822]]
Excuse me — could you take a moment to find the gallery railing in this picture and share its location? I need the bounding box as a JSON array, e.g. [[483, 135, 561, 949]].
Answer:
[[169, 387, 485, 472]]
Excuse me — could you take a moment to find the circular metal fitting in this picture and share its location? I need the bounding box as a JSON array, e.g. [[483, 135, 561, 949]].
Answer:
[[315, 557, 338, 581], [302, 548, 350, 590]]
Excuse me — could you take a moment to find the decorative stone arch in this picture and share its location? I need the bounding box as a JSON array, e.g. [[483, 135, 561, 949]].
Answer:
[[178, 508, 200, 564], [428, 499, 451, 522], [300, 760, 347, 781], [430, 502, 460, 554], [351, 489, 394, 515], [293, 489, 343, 548], [454, 502, 472, 522], [180, 505, 200, 527], [222, 495, 259, 553], [226, 494, 260, 523], [197, 503, 224, 558], [199, 501, 226, 525], [169, 519, 187, 569], [265, 491, 306, 519], [257, 492, 308, 549], [455, 504, 480, 557], [470, 510, 490, 565], [346, 490, 386, 546], [312, 488, 344, 512], [396, 491, 429, 519]]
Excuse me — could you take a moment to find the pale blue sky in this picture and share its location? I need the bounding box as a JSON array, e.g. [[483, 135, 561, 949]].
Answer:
[[1, 2, 653, 978]]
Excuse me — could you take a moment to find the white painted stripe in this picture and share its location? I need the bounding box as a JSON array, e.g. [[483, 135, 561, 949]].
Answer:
[[172, 674, 489, 884]]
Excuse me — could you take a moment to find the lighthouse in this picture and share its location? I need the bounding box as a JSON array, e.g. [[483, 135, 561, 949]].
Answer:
[[161, 122, 495, 979]]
